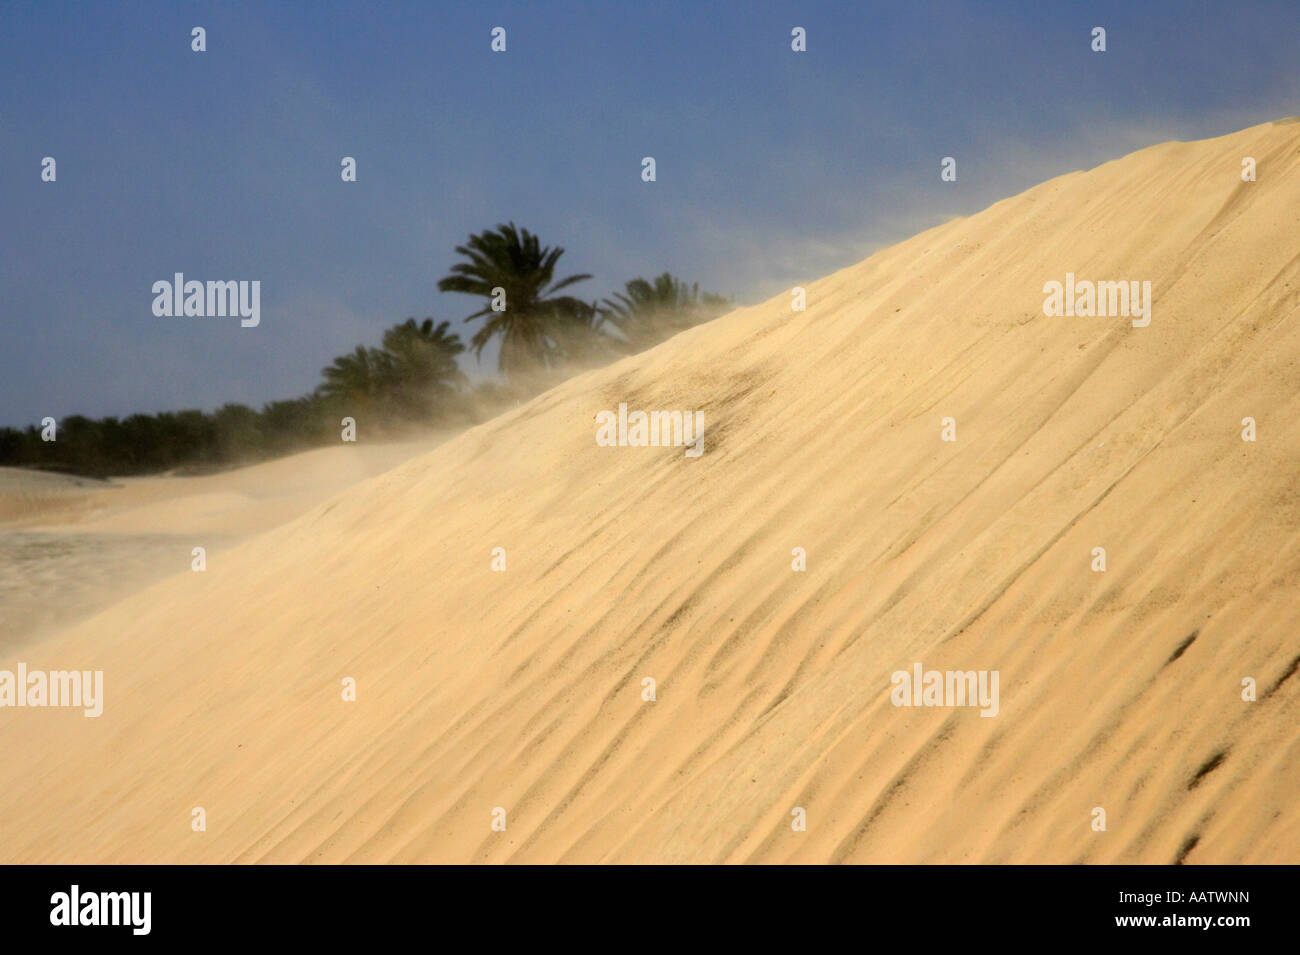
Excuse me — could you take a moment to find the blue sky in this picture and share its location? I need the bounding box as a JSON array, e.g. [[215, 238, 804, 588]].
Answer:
[[2, 0, 1298, 426]]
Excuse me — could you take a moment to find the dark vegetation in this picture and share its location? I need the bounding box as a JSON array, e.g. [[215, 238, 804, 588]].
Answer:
[[0, 223, 730, 477]]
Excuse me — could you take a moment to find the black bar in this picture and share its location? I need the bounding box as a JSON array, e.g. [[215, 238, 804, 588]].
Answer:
[[4, 864, 1287, 941]]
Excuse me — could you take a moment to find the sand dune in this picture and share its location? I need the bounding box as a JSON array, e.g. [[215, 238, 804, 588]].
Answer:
[[0, 468, 114, 526], [0, 442, 432, 645], [2, 120, 1298, 863]]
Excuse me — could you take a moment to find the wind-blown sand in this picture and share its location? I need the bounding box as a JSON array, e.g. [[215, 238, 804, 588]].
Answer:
[[0, 442, 431, 645], [1, 120, 1297, 863]]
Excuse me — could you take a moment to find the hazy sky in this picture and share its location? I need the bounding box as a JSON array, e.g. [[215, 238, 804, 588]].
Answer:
[[2, 0, 1298, 426]]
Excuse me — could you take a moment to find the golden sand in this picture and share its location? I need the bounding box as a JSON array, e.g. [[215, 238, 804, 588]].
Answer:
[[1, 121, 1297, 863]]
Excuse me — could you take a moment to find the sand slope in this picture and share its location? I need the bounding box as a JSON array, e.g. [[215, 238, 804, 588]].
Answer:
[[2, 120, 1298, 863], [0, 442, 431, 645]]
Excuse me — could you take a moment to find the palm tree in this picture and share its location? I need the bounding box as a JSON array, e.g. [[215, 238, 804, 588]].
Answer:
[[436, 223, 593, 381], [546, 298, 624, 368], [381, 319, 466, 387], [379, 318, 468, 414], [316, 345, 392, 405], [598, 273, 729, 352]]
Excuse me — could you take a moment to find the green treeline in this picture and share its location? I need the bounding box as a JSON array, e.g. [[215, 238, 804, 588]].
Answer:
[[0, 223, 730, 477]]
